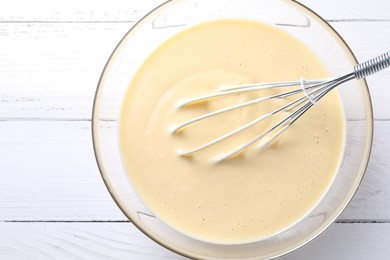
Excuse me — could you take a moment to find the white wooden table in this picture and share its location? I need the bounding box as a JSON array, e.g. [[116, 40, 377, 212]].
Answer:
[[1, 0, 389, 259]]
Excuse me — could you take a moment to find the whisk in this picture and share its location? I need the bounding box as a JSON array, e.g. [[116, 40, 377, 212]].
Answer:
[[171, 51, 390, 162]]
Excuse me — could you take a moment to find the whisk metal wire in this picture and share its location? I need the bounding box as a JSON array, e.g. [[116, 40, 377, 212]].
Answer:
[[172, 51, 390, 162]]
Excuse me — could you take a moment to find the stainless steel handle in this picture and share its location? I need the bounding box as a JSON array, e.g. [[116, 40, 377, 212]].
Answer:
[[354, 51, 390, 79]]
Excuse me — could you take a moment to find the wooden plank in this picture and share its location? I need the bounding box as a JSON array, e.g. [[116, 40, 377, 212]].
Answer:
[[284, 223, 390, 260], [0, 0, 389, 22], [0, 0, 165, 22], [299, 0, 390, 21], [0, 22, 130, 93], [0, 22, 129, 120], [0, 222, 388, 259], [0, 120, 389, 221], [0, 120, 127, 221], [0, 1, 388, 259], [0, 222, 180, 260], [329, 21, 390, 121], [340, 120, 390, 220], [0, 22, 390, 120]]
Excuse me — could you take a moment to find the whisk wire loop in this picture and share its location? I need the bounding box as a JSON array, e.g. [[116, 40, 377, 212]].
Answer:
[[173, 52, 390, 162]]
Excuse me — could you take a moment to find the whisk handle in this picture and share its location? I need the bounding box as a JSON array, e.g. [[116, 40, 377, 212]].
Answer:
[[354, 51, 390, 79]]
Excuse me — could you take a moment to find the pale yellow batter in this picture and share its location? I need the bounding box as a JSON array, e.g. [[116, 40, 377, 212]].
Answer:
[[119, 19, 345, 243]]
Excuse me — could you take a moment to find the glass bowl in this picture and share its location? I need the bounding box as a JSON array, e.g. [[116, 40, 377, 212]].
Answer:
[[92, 0, 373, 259]]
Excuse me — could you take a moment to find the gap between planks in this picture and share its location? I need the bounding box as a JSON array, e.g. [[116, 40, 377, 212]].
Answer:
[[0, 222, 390, 259], [2, 219, 390, 223]]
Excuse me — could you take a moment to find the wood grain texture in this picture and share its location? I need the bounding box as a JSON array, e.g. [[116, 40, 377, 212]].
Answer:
[[0, 222, 389, 260], [299, 0, 390, 21], [0, 0, 165, 22], [0, 120, 389, 221], [0, 0, 389, 22], [1, 0, 389, 259], [0, 222, 180, 260], [0, 120, 126, 221], [1, 22, 390, 120]]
